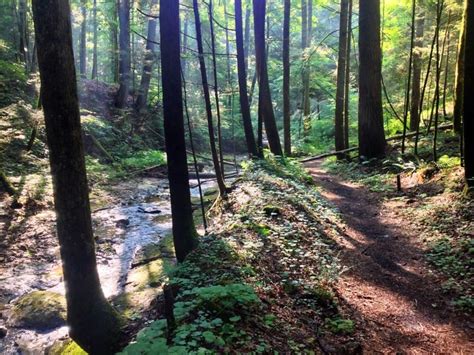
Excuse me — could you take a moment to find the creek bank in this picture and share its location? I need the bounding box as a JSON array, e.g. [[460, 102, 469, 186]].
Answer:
[[0, 176, 217, 354]]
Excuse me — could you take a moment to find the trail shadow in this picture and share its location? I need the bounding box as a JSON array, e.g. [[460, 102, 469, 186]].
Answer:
[[305, 161, 473, 349]]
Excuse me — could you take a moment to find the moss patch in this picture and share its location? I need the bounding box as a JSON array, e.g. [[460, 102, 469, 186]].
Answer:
[[9, 291, 66, 330]]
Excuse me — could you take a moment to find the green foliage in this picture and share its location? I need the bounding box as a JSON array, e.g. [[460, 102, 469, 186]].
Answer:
[[120, 150, 166, 170], [0, 59, 28, 107], [324, 317, 355, 335], [427, 237, 474, 312]]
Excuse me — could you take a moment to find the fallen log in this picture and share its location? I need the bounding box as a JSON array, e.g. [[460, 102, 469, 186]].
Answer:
[[300, 123, 454, 163]]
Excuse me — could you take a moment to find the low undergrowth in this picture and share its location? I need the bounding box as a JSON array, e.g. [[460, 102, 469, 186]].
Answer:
[[120, 157, 357, 353]]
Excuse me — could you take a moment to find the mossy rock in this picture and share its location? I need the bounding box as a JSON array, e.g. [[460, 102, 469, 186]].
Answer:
[[9, 291, 66, 330], [48, 339, 87, 355]]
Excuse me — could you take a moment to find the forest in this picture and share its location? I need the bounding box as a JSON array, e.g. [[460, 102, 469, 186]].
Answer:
[[0, 0, 473, 353]]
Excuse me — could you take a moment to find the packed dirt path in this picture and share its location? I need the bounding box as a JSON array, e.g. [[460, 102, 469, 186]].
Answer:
[[305, 160, 473, 354]]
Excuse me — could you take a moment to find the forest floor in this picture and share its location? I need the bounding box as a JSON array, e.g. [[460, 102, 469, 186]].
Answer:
[[305, 159, 473, 353]]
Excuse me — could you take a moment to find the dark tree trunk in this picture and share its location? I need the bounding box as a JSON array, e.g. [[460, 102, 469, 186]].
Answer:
[[182, 16, 189, 77], [463, 0, 474, 187], [253, 0, 283, 155], [208, 0, 225, 172], [401, 0, 416, 154], [301, 0, 307, 50], [302, 0, 312, 136], [235, 0, 258, 157], [111, 0, 119, 83], [454, 10, 466, 134], [91, 0, 98, 79], [244, 4, 251, 75], [192, 0, 227, 196], [433, 1, 443, 161], [335, 0, 350, 159], [410, 9, 425, 132], [358, 0, 386, 159], [283, 0, 291, 156], [134, 0, 158, 114], [115, 0, 131, 108], [31, 0, 122, 352], [80, 0, 87, 77], [160, 0, 199, 261], [343, 0, 353, 151], [18, 0, 29, 70], [442, 16, 452, 119]]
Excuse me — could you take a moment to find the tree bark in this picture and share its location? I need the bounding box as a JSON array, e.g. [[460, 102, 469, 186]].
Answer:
[[115, 0, 131, 108], [283, 0, 291, 156], [80, 0, 87, 77], [91, 0, 98, 79], [160, 0, 199, 261], [134, 0, 158, 115], [454, 8, 466, 134], [410, 9, 425, 132], [192, 0, 227, 196], [358, 0, 386, 159], [208, 0, 225, 172], [18, 0, 29, 70], [302, 0, 312, 136], [343, 0, 353, 151], [335, 0, 350, 159], [244, 4, 251, 75], [235, 0, 258, 157], [401, 0, 416, 154], [462, 0, 473, 187], [253, 0, 283, 156], [111, 0, 119, 83], [31, 0, 122, 352]]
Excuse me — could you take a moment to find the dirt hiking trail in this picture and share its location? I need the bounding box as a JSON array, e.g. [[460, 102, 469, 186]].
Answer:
[[305, 160, 473, 354]]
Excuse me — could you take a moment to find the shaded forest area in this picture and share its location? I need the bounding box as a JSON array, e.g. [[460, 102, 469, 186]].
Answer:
[[0, 0, 473, 353]]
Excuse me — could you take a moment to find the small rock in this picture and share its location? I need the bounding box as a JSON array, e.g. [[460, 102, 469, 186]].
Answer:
[[115, 218, 130, 228], [137, 206, 161, 214], [0, 326, 7, 338]]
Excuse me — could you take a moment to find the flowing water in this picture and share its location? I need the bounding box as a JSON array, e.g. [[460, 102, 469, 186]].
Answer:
[[0, 177, 217, 354]]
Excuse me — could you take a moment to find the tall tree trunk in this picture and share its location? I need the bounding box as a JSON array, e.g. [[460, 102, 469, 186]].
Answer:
[[31, 0, 122, 352], [283, 0, 291, 156], [453, 8, 466, 134], [115, 0, 131, 108], [415, 10, 440, 154], [182, 16, 189, 77], [160, 0, 199, 261], [410, 9, 425, 132], [442, 16, 451, 119], [18, 0, 29, 71], [335, 0, 350, 159], [301, 0, 307, 50], [235, 0, 258, 157], [401, 0, 416, 154], [302, 0, 312, 136], [463, 0, 474, 188], [358, 0, 386, 159], [244, 4, 251, 75], [111, 0, 119, 83], [208, 0, 225, 172], [192, 0, 227, 196], [433, 0, 444, 161], [343, 0, 353, 151], [253, 0, 283, 155], [134, 0, 158, 115], [91, 0, 98, 79], [80, 0, 87, 77]]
